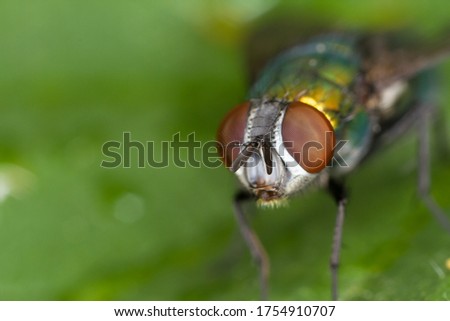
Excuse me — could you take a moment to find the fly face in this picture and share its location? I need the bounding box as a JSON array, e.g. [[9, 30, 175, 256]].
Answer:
[[217, 98, 335, 206]]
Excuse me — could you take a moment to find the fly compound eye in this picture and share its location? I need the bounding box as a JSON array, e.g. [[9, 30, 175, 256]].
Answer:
[[217, 101, 250, 169], [282, 102, 336, 173]]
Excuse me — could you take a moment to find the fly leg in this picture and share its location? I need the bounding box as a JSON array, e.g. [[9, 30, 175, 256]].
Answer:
[[233, 190, 270, 300], [417, 104, 450, 233], [327, 179, 347, 301], [434, 107, 450, 160]]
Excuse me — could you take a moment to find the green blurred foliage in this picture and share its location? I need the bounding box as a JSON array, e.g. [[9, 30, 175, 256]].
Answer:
[[0, 0, 449, 300]]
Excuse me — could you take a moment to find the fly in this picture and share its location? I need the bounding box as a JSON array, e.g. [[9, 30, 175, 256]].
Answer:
[[216, 29, 450, 300]]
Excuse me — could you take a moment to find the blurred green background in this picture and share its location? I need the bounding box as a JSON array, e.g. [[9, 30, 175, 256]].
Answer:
[[0, 0, 449, 300]]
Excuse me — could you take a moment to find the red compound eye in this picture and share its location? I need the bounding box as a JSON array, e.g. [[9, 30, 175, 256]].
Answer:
[[217, 101, 250, 169], [282, 101, 335, 173]]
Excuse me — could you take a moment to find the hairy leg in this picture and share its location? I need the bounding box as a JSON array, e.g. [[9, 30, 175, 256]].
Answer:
[[233, 190, 270, 300], [327, 179, 348, 301]]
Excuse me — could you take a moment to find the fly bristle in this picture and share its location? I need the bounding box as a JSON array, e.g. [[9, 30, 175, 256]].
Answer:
[[257, 197, 288, 209]]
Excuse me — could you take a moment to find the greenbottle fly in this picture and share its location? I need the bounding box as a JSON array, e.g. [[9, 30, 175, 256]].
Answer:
[[216, 27, 450, 300]]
